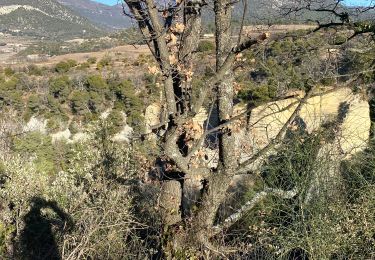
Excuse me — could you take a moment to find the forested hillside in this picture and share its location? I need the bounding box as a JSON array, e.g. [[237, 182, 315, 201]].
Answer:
[[0, 0, 102, 38], [0, 0, 374, 259]]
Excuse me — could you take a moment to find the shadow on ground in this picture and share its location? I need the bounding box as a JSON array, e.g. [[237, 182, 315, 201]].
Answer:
[[18, 197, 73, 260]]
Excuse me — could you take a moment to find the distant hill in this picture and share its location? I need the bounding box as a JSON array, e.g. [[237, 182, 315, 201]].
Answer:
[[57, 0, 131, 30], [57, 0, 332, 31], [0, 0, 103, 39]]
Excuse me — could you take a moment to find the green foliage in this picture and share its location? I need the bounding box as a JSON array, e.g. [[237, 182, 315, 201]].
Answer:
[[87, 57, 97, 64], [105, 110, 125, 136], [97, 55, 112, 70], [342, 45, 375, 84], [238, 82, 277, 105], [27, 94, 42, 114], [49, 76, 72, 100], [46, 95, 67, 118], [54, 60, 77, 73], [68, 121, 80, 135], [342, 142, 375, 202], [69, 90, 90, 115], [133, 54, 151, 66], [0, 221, 14, 256], [66, 59, 77, 68], [86, 74, 108, 93], [4, 67, 14, 77], [77, 62, 90, 70], [0, 76, 23, 110], [197, 40, 215, 52], [27, 65, 43, 76], [12, 132, 56, 174], [111, 80, 144, 132], [46, 118, 61, 133]]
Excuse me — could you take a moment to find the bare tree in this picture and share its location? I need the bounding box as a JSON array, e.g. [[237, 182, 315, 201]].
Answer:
[[121, 0, 374, 255]]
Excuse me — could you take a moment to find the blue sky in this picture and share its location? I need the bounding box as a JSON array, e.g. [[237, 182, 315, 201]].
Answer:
[[93, 0, 119, 5], [344, 0, 374, 6], [93, 0, 373, 6]]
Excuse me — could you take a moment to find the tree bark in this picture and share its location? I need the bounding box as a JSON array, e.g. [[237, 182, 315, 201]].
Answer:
[[192, 0, 237, 240]]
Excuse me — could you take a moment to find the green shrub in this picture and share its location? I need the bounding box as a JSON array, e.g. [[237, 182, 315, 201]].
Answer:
[[86, 75, 108, 93], [55, 62, 70, 73], [87, 57, 97, 64], [106, 110, 125, 136], [4, 67, 14, 77], [0, 221, 14, 256], [12, 132, 56, 174], [69, 90, 89, 115], [66, 59, 77, 68], [55, 60, 77, 73], [97, 55, 112, 70], [238, 82, 277, 105], [27, 65, 43, 76], [78, 62, 90, 70], [49, 76, 72, 100], [27, 94, 42, 113], [0, 77, 24, 110], [46, 118, 62, 134], [88, 91, 105, 113], [133, 54, 149, 66], [68, 121, 80, 135]]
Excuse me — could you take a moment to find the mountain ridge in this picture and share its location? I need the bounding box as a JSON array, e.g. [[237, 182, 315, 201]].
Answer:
[[57, 0, 131, 30], [0, 0, 103, 39]]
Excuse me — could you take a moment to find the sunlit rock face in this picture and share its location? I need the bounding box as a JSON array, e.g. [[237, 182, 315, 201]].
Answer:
[[51, 128, 71, 143], [23, 116, 47, 134], [144, 103, 162, 135], [245, 87, 370, 158]]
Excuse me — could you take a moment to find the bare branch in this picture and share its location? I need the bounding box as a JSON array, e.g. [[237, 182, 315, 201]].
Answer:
[[212, 186, 299, 235], [236, 86, 315, 174]]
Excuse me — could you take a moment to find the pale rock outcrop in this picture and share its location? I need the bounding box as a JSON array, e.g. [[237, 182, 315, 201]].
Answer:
[[144, 103, 162, 134], [245, 87, 370, 158], [51, 129, 71, 143], [112, 125, 133, 142], [68, 132, 91, 143], [23, 116, 47, 134], [100, 109, 112, 120]]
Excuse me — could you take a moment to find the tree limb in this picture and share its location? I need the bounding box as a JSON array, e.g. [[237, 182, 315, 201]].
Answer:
[[236, 86, 315, 174], [212, 186, 299, 235]]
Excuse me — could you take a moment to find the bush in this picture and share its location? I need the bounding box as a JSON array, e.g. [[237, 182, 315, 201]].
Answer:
[[0, 126, 150, 258], [55, 60, 77, 73], [12, 132, 56, 174], [106, 110, 125, 136], [87, 57, 97, 64], [86, 74, 108, 93], [97, 55, 112, 70], [49, 76, 72, 100], [27, 65, 43, 76], [66, 59, 77, 68], [237, 82, 277, 105], [69, 90, 89, 115], [27, 94, 42, 114], [4, 67, 14, 77], [77, 62, 90, 70], [0, 77, 24, 110]]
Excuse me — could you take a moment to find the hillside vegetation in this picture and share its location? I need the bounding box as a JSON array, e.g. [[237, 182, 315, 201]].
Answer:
[[0, 0, 102, 39], [0, 0, 374, 258]]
